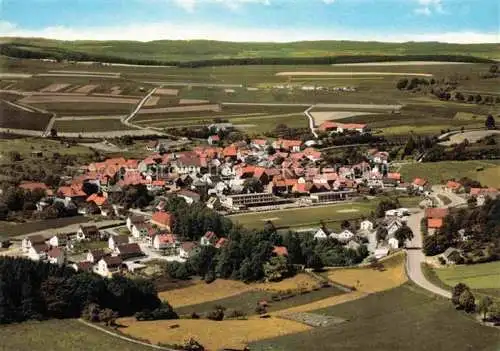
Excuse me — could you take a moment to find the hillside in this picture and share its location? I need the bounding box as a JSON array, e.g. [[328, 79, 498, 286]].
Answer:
[[0, 37, 498, 66]]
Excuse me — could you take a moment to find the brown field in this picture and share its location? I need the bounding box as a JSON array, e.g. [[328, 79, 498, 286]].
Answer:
[[19, 95, 140, 104], [0, 100, 52, 131], [179, 98, 209, 104], [39, 83, 71, 92], [117, 316, 311, 350], [143, 95, 160, 107], [311, 111, 375, 124], [253, 273, 320, 292], [158, 279, 252, 308], [73, 84, 99, 94], [155, 88, 179, 96], [136, 104, 221, 115]]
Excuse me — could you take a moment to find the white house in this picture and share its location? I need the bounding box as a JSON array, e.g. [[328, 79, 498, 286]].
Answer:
[[76, 225, 101, 242], [360, 220, 374, 232], [180, 242, 199, 259], [28, 244, 48, 261], [153, 234, 178, 251], [96, 256, 123, 278], [200, 231, 218, 246], [314, 228, 329, 240], [338, 229, 355, 242], [387, 220, 404, 236], [48, 234, 70, 248], [388, 237, 399, 249], [374, 247, 390, 259], [47, 247, 66, 265], [126, 215, 145, 232], [22, 235, 46, 253], [108, 235, 130, 251], [87, 249, 107, 263]]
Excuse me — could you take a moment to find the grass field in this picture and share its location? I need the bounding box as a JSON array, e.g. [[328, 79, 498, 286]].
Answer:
[[0, 319, 153, 351], [230, 200, 377, 230], [252, 283, 500, 351], [433, 261, 500, 296], [0, 137, 95, 158], [53, 119, 135, 132], [399, 160, 500, 188]]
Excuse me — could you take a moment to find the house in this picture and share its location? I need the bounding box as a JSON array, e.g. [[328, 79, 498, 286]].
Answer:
[[445, 180, 463, 193], [207, 135, 220, 145], [387, 220, 404, 236], [87, 249, 107, 263], [272, 246, 289, 257], [385, 208, 409, 218], [76, 225, 101, 241], [425, 207, 449, 219], [96, 256, 123, 277], [180, 242, 200, 259], [146, 140, 159, 152], [427, 218, 443, 231], [200, 231, 218, 246], [314, 228, 329, 240], [48, 233, 70, 248], [22, 235, 46, 252], [412, 178, 429, 192], [374, 247, 390, 259], [337, 229, 355, 242], [176, 190, 201, 205], [116, 243, 144, 260], [215, 237, 229, 249], [86, 193, 108, 207], [153, 234, 178, 251], [72, 261, 93, 272], [109, 235, 130, 251], [151, 211, 175, 231], [388, 236, 399, 249], [273, 139, 302, 153], [19, 182, 52, 195], [359, 220, 374, 232], [47, 247, 66, 265], [28, 243, 48, 261], [441, 247, 464, 264]]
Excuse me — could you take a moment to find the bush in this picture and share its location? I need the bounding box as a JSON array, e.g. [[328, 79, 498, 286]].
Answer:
[[437, 256, 446, 265], [135, 302, 178, 321], [226, 309, 246, 319], [255, 305, 267, 315], [206, 306, 225, 321]]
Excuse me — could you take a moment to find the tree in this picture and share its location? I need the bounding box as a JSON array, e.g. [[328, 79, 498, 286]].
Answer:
[[263, 256, 289, 282], [50, 128, 58, 138], [467, 196, 477, 209], [99, 308, 118, 326], [82, 182, 99, 196], [458, 290, 475, 313], [306, 252, 323, 271], [477, 296, 493, 320], [243, 178, 263, 193], [396, 78, 408, 90], [375, 198, 400, 218], [485, 114, 496, 130], [376, 227, 388, 242], [8, 151, 21, 162], [452, 283, 470, 306], [393, 225, 414, 247]]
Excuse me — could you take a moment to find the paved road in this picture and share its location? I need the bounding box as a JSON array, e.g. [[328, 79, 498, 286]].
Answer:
[[405, 187, 467, 299]]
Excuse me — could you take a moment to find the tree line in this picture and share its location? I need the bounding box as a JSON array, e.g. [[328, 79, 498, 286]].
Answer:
[[1, 43, 494, 67], [0, 257, 161, 324]]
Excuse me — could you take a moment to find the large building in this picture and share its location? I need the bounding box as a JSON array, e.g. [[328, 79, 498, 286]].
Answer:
[[309, 190, 356, 203], [222, 192, 276, 210]]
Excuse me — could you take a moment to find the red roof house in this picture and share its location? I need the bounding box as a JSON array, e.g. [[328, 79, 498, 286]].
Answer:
[[151, 211, 175, 231]]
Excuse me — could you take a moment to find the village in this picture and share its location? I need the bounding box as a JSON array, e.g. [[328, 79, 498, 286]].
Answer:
[[8, 125, 499, 279]]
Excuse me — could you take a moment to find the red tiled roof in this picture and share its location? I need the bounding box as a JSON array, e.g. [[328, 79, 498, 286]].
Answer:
[[156, 234, 177, 244], [215, 237, 229, 249], [47, 247, 63, 258], [428, 218, 443, 229], [86, 193, 108, 206], [272, 246, 288, 256], [413, 178, 428, 186], [151, 211, 174, 228], [446, 181, 462, 190], [223, 146, 238, 157], [425, 207, 449, 219], [19, 182, 49, 192], [204, 231, 217, 239], [387, 173, 401, 181], [209, 135, 220, 141]]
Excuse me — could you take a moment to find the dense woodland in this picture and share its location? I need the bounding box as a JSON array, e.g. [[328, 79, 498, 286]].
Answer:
[[423, 197, 500, 261], [0, 257, 161, 324]]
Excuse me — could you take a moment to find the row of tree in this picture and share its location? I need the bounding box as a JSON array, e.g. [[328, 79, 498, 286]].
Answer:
[[0, 257, 161, 324]]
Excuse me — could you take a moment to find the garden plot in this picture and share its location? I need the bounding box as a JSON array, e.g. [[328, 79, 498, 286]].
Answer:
[[39, 83, 71, 92], [311, 111, 375, 124], [155, 88, 179, 96], [276, 72, 433, 77], [136, 104, 221, 115], [73, 84, 99, 94]]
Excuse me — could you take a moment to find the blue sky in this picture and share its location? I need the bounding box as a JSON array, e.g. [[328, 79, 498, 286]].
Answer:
[[0, 0, 498, 42]]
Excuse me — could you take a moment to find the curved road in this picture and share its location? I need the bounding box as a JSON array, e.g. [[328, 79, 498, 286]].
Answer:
[[405, 187, 466, 299]]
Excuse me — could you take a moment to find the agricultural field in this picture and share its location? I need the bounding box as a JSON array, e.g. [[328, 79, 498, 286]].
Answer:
[[0, 100, 52, 131], [53, 119, 135, 133], [432, 261, 500, 297], [253, 283, 500, 351], [0, 319, 153, 351], [0, 137, 95, 158], [229, 200, 378, 230], [399, 160, 500, 188]]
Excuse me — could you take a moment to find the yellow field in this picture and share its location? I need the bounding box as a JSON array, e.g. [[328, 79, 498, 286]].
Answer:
[[158, 279, 252, 308], [475, 166, 500, 189], [326, 252, 407, 293], [118, 316, 311, 350]]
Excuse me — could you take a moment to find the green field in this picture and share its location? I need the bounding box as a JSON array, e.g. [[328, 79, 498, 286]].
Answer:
[[230, 200, 377, 230], [399, 160, 500, 188], [0, 319, 153, 351], [2, 38, 498, 61], [0, 137, 95, 158], [252, 284, 500, 351], [434, 261, 500, 295], [53, 119, 135, 133]]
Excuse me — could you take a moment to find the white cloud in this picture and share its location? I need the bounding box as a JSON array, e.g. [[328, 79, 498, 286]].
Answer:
[[0, 20, 497, 44], [414, 0, 444, 15], [172, 0, 270, 11]]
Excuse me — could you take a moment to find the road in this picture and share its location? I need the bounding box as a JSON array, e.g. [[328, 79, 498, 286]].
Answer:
[[404, 187, 466, 299]]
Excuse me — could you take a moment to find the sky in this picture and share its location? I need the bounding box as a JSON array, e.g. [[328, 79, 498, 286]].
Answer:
[[0, 0, 498, 43]]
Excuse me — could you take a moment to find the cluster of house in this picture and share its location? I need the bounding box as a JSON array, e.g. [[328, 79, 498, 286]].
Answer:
[[17, 137, 417, 215], [313, 207, 411, 259]]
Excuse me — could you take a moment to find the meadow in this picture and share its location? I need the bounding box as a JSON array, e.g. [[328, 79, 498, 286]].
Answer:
[[399, 160, 500, 188], [0, 319, 153, 351]]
